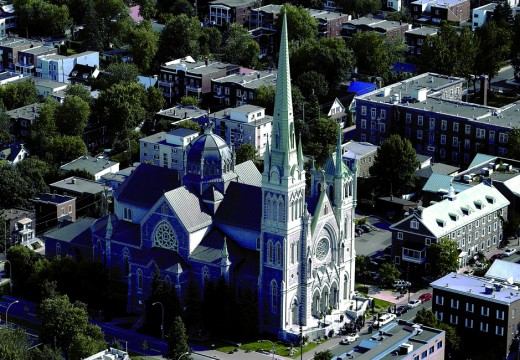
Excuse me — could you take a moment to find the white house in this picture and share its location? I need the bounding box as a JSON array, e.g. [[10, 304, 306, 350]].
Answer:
[[36, 51, 99, 83], [0, 143, 29, 165], [472, 3, 497, 31], [60, 155, 120, 181]]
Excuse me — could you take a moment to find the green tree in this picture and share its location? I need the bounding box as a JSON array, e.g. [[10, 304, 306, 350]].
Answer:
[[156, 14, 202, 64], [369, 135, 418, 195], [0, 80, 39, 110], [337, 0, 381, 17], [414, 308, 440, 327], [6, 245, 40, 291], [56, 96, 90, 136], [0, 167, 43, 209], [512, 14, 520, 82], [252, 85, 275, 115], [93, 63, 139, 91], [165, 316, 191, 360], [180, 96, 199, 107], [65, 84, 93, 105], [69, 324, 106, 359], [130, 21, 160, 74], [427, 238, 459, 278], [0, 106, 12, 143], [27, 99, 59, 158], [222, 23, 260, 68], [236, 143, 257, 164], [0, 326, 31, 359], [200, 26, 222, 55], [49, 135, 88, 164], [355, 254, 374, 282], [17, 157, 53, 195], [380, 263, 401, 284], [474, 21, 512, 81], [296, 71, 328, 98], [277, 4, 318, 43], [135, 0, 157, 19], [29, 345, 63, 360], [13, 0, 72, 37], [414, 308, 461, 355], [176, 120, 201, 132], [313, 349, 334, 360], [304, 117, 339, 166], [507, 127, 520, 160]]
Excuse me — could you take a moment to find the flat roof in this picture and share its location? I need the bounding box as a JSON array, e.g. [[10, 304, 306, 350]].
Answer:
[[156, 106, 208, 120], [20, 46, 56, 55], [405, 26, 438, 36], [432, 272, 520, 305], [2, 208, 33, 221], [252, 4, 282, 13], [33, 78, 68, 89], [6, 103, 41, 120], [212, 70, 277, 89], [32, 193, 76, 204], [50, 176, 106, 195], [342, 140, 378, 158], [60, 156, 118, 174], [211, 108, 273, 126], [208, 0, 256, 7]]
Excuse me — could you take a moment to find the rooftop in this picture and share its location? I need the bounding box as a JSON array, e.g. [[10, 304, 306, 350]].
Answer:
[[60, 156, 118, 175], [50, 177, 106, 195], [212, 70, 277, 89], [208, 0, 257, 7], [2, 208, 34, 221], [20, 45, 57, 56], [42, 217, 96, 243], [485, 259, 520, 286], [341, 140, 378, 158], [474, 2, 497, 11], [6, 103, 41, 120], [32, 193, 76, 205], [156, 105, 208, 120], [405, 26, 439, 36], [432, 272, 520, 305], [212, 108, 273, 126]]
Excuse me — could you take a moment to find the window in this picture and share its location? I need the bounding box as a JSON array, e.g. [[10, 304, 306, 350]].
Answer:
[[450, 314, 458, 325], [441, 120, 447, 130], [68, 205, 72, 213], [371, 108, 376, 119], [267, 241, 273, 263], [452, 137, 459, 147], [480, 322, 488, 332], [453, 122, 459, 132], [379, 123, 386, 133], [397, 232, 403, 240], [429, 118, 435, 130], [496, 326, 504, 336], [276, 242, 282, 265], [497, 310, 505, 320], [435, 295, 444, 305], [513, 309, 516, 319], [124, 208, 132, 221], [481, 306, 489, 316], [476, 128, 486, 139], [361, 119, 367, 129], [437, 341, 443, 349], [451, 299, 459, 309], [411, 220, 419, 229], [406, 113, 411, 123], [381, 109, 386, 118], [137, 269, 143, 292], [435, 311, 443, 321], [154, 221, 178, 250], [499, 132, 508, 143], [466, 302, 474, 312], [441, 134, 446, 145], [418, 116, 423, 126], [271, 280, 278, 313], [465, 124, 471, 135], [417, 130, 423, 140], [429, 346, 434, 355], [421, 350, 427, 359], [56, 243, 61, 257], [465, 318, 473, 328], [361, 106, 367, 115], [425, 238, 431, 246]]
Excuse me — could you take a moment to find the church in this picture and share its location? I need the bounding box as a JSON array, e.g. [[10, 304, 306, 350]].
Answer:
[[47, 14, 358, 340]]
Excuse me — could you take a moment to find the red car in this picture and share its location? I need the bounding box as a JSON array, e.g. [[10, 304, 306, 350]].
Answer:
[[418, 293, 432, 302]]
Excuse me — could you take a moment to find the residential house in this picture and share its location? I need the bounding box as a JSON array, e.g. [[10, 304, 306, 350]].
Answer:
[[33, 78, 68, 100], [32, 193, 76, 234], [1, 208, 35, 248], [341, 140, 378, 178], [391, 182, 509, 271], [327, 98, 349, 127], [139, 128, 199, 171], [207, 104, 273, 156], [211, 69, 276, 108], [415, 162, 459, 185], [410, 0, 470, 23], [0, 71, 25, 84], [208, 0, 258, 26], [50, 176, 108, 218], [472, 3, 497, 31], [68, 63, 99, 86], [6, 103, 42, 142], [15, 45, 57, 76], [341, 17, 412, 41], [36, 51, 99, 83], [431, 272, 520, 359], [59, 155, 120, 181], [46, 16, 359, 342], [100, 165, 137, 190], [0, 12, 16, 39], [386, 0, 402, 11], [0, 142, 29, 165], [0, 37, 44, 72], [155, 105, 209, 127], [308, 9, 351, 38], [158, 56, 240, 105], [83, 348, 130, 360], [404, 26, 438, 57]]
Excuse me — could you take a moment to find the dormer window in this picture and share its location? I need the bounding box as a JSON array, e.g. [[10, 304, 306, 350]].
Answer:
[[474, 200, 483, 210], [461, 206, 470, 216], [485, 195, 495, 204], [449, 213, 459, 221], [411, 219, 419, 229], [436, 218, 446, 227]]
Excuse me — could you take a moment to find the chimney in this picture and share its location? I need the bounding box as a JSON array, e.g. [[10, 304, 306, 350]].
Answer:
[[480, 75, 488, 106], [184, 112, 187, 119], [205, 57, 209, 66], [71, 177, 76, 184]]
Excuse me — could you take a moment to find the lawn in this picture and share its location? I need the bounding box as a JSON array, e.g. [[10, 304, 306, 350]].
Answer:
[[209, 338, 321, 358]]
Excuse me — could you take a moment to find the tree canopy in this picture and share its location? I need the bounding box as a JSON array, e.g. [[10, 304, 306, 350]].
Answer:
[[156, 14, 202, 64], [369, 135, 418, 195], [130, 21, 160, 74], [236, 143, 258, 164], [277, 4, 318, 43], [427, 237, 459, 278], [222, 23, 260, 68], [165, 316, 191, 360]]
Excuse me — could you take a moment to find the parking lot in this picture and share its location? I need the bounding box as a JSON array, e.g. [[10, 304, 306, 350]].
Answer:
[[355, 215, 392, 257]]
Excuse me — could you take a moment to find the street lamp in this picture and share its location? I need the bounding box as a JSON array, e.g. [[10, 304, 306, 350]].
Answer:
[[6, 299, 18, 325], [258, 339, 275, 360], [4, 259, 12, 294], [177, 352, 190, 360], [152, 302, 164, 340]]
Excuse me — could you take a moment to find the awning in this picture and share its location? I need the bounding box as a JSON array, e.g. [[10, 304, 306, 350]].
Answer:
[[458, 251, 468, 258], [17, 217, 32, 225]]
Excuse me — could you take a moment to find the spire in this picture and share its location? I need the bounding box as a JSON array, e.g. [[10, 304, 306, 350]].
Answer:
[[269, 10, 298, 176], [335, 124, 343, 177], [221, 237, 231, 281], [106, 214, 113, 239], [297, 132, 304, 173], [264, 134, 270, 173]]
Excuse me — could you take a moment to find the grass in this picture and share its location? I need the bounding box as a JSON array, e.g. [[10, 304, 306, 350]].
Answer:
[[208, 339, 322, 358]]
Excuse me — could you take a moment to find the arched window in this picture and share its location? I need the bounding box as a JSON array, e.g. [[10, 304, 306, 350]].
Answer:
[[308, 259, 312, 278], [267, 241, 273, 263], [56, 243, 61, 258], [202, 266, 210, 284], [164, 275, 172, 287], [137, 269, 143, 293], [343, 275, 348, 299], [291, 242, 295, 264], [123, 248, 130, 278], [154, 221, 178, 250], [271, 280, 278, 313], [276, 242, 282, 265]]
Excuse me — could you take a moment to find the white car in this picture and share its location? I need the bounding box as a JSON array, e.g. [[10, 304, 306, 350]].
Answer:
[[407, 299, 422, 309], [373, 313, 397, 328], [504, 248, 517, 257], [340, 333, 359, 344], [393, 280, 411, 288]]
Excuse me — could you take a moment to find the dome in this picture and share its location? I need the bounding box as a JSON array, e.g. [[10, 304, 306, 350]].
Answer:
[[186, 126, 232, 165]]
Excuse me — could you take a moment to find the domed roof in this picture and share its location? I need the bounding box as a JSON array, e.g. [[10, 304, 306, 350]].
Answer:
[[186, 126, 232, 164]]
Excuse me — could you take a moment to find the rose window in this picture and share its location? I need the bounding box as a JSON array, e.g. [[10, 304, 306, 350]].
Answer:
[[315, 238, 329, 261], [154, 222, 177, 250]]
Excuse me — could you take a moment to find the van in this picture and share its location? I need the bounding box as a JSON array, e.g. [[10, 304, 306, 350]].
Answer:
[[373, 313, 396, 328]]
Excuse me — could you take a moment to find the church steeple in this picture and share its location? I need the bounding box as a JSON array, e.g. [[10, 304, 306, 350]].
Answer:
[[335, 124, 344, 177], [269, 11, 298, 176]]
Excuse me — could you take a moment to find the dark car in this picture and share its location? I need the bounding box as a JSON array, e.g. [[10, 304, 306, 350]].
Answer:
[[395, 305, 408, 316], [359, 224, 372, 233], [355, 226, 364, 236], [490, 253, 506, 261]]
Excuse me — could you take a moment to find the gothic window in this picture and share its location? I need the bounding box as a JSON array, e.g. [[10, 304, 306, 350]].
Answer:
[[161, 203, 168, 215], [340, 243, 345, 262], [276, 242, 282, 265], [267, 240, 273, 263], [291, 242, 295, 264], [154, 221, 178, 250], [278, 200, 284, 222], [164, 275, 172, 287], [123, 248, 130, 278], [316, 238, 330, 261], [343, 275, 348, 299], [202, 266, 210, 285], [137, 269, 143, 292], [56, 243, 61, 258], [308, 259, 312, 278], [271, 279, 278, 313]]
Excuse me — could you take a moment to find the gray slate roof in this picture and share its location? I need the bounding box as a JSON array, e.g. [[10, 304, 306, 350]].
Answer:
[[422, 173, 472, 194], [235, 160, 262, 187], [485, 259, 520, 285], [164, 186, 213, 233], [43, 217, 96, 243], [60, 156, 118, 175]]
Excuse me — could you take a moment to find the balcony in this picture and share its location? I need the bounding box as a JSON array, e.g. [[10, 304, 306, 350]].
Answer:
[[186, 85, 202, 92], [213, 91, 225, 99], [158, 80, 174, 87], [402, 243, 426, 264]]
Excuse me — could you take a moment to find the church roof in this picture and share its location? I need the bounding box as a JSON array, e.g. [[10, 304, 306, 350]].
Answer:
[[215, 181, 262, 231], [202, 186, 224, 202], [235, 160, 262, 187], [186, 126, 232, 165], [323, 152, 350, 177], [115, 163, 180, 208], [131, 247, 190, 271], [43, 217, 96, 243], [91, 214, 141, 247], [164, 185, 213, 233]]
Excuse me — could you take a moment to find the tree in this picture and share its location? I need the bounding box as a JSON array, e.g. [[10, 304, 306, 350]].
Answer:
[[13, 0, 72, 37], [0, 80, 39, 111], [39, 294, 105, 354], [474, 21, 512, 81], [180, 96, 199, 107], [135, 0, 157, 20], [0, 326, 31, 359], [93, 63, 139, 91], [0, 167, 43, 209], [507, 127, 520, 160], [69, 324, 106, 360], [304, 117, 339, 166], [277, 4, 318, 43], [130, 21, 159, 74], [252, 85, 276, 115], [355, 255, 374, 282], [369, 135, 418, 195], [221, 23, 260, 68], [414, 308, 440, 327], [17, 157, 53, 196], [414, 308, 461, 355], [200, 26, 222, 55], [26, 99, 59, 159], [56, 96, 90, 136], [427, 238, 459, 278], [49, 135, 88, 164], [6, 245, 40, 292], [156, 14, 202, 64], [65, 84, 93, 105], [336, 0, 381, 17], [176, 120, 201, 132], [0, 106, 12, 143], [512, 14, 520, 82], [236, 143, 257, 164], [165, 316, 191, 360], [295, 71, 328, 98], [29, 345, 63, 360], [313, 349, 334, 360], [379, 263, 400, 284]]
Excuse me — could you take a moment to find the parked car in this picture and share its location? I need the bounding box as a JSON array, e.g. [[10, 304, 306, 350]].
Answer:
[[418, 293, 432, 302], [355, 226, 364, 236], [395, 305, 408, 316], [359, 224, 372, 233], [340, 333, 359, 344], [504, 248, 517, 257], [373, 313, 396, 328], [393, 280, 411, 288], [490, 253, 506, 261], [407, 299, 422, 309]]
